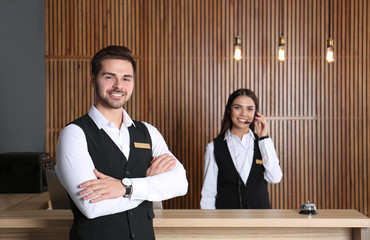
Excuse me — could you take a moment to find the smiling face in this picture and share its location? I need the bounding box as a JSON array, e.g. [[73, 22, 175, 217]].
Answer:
[[230, 95, 256, 134], [92, 59, 134, 111]]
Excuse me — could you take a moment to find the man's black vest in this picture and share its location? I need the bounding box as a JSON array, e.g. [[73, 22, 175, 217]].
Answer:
[[213, 135, 271, 209], [69, 114, 155, 240]]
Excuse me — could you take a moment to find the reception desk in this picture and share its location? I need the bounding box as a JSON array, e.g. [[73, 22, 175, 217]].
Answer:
[[1, 209, 370, 240], [1, 193, 369, 240]]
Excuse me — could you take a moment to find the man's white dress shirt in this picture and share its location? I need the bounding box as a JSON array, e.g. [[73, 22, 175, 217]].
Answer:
[[56, 105, 188, 219], [200, 129, 282, 209]]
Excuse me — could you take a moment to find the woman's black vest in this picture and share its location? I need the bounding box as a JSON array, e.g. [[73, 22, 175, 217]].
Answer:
[[68, 114, 155, 240], [213, 135, 271, 209]]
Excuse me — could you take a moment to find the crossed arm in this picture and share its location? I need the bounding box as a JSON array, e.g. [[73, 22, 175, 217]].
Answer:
[[79, 154, 177, 203], [56, 123, 188, 219]]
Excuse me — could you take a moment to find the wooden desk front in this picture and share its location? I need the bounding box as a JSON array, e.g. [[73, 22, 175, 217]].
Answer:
[[1, 209, 369, 240]]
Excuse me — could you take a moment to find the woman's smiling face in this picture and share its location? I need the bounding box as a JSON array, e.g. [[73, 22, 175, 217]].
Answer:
[[230, 95, 256, 132]]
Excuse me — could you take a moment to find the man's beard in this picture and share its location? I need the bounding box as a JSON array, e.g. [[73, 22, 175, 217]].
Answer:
[[95, 83, 128, 109]]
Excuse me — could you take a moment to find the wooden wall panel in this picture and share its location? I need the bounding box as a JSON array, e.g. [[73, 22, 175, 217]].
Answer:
[[45, 0, 370, 216]]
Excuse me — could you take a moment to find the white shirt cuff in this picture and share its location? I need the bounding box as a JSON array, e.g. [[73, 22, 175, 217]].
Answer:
[[130, 178, 149, 200]]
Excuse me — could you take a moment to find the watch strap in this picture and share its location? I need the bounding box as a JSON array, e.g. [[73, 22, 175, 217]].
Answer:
[[124, 186, 132, 197]]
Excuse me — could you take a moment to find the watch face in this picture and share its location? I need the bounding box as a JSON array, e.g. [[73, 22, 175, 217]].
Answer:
[[122, 178, 132, 186]]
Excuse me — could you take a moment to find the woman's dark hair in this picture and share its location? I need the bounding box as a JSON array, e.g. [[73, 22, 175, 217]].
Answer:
[[91, 45, 136, 77], [217, 88, 259, 138]]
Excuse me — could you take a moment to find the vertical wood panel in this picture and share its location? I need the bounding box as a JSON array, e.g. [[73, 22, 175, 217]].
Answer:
[[45, 0, 370, 216]]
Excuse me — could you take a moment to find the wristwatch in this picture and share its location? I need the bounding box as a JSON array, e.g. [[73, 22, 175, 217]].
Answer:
[[122, 178, 133, 197]]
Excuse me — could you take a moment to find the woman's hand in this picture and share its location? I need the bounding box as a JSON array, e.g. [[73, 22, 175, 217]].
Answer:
[[254, 112, 269, 138]]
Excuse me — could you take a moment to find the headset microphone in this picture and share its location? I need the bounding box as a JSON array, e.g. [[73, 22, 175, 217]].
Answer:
[[245, 112, 258, 124]]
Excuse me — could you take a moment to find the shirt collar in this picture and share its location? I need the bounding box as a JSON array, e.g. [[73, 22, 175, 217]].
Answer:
[[224, 129, 256, 141], [88, 105, 136, 129]]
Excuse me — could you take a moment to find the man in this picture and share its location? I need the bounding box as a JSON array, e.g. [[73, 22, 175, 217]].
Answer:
[[56, 45, 188, 240]]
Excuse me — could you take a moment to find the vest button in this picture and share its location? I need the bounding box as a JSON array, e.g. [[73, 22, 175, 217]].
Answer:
[[129, 211, 134, 216], [131, 233, 135, 238], [126, 170, 131, 175]]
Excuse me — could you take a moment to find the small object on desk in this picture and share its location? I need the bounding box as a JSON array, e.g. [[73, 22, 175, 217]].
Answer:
[[299, 200, 318, 215]]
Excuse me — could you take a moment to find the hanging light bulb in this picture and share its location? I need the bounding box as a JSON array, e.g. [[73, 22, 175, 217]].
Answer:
[[326, 38, 334, 63], [234, 35, 242, 61], [277, 0, 286, 62], [326, 0, 334, 63], [277, 35, 286, 62]]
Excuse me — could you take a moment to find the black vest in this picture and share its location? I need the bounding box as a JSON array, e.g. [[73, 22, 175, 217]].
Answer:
[[213, 135, 271, 209], [69, 114, 155, 240]]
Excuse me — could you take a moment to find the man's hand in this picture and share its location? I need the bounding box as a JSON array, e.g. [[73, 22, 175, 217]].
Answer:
[[79, 169, 126, 203], [146, 154, 176, 176]]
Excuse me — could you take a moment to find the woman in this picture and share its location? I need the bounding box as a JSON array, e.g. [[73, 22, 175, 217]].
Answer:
[[200, 88, 282, 209]]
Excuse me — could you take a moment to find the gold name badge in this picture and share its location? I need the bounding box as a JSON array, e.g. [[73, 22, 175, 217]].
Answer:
[[256, 159, 263, 165], [134, 142, 151, 149]]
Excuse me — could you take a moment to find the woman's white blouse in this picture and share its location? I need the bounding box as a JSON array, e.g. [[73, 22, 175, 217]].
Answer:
[[200, 129, 282, 209]]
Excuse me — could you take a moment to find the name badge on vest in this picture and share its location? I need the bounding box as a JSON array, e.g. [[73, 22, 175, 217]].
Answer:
[[134, 142, 151, 149], [256, 159, 263, 165]]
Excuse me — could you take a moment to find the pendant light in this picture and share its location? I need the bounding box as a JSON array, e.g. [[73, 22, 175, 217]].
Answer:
[[234, 36, 242, 61], [326, 0, 334, 63], [233, 0, 242, 61], [277, 0, 285, 62]]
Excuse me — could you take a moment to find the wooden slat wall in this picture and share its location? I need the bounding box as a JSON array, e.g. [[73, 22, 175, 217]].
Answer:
[[45, 0, 370, 216]]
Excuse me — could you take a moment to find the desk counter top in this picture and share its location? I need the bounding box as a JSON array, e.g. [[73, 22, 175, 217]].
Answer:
[[154, 209, 370, 228], [1, 209, 370, 229]]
